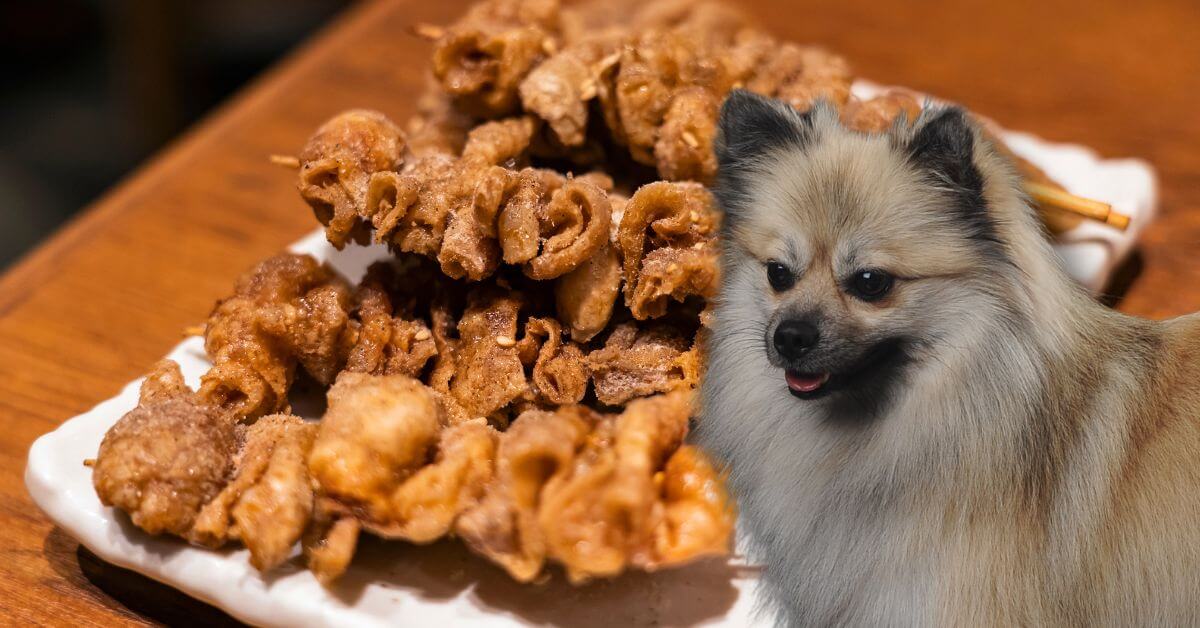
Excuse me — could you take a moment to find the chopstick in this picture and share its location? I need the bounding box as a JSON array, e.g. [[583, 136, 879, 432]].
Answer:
[[1024, 181, 1130, 231]]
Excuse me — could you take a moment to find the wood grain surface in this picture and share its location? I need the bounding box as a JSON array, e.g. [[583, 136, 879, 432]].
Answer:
[[3, 0, 1198, 624]]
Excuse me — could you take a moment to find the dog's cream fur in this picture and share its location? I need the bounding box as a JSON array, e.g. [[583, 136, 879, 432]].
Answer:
[[696, 92, 1200, 626]]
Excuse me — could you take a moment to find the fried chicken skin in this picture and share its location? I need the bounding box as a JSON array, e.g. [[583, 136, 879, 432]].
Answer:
[[456, 405, 593, 581], [93, 362, 237, 538], [192, 414, 318, 571], [308, 372, 447, 519], [618, 181, 720, 319], [199, 253, 354, 419], [299, 110, 406, 249], [458, 392, 732, 583]]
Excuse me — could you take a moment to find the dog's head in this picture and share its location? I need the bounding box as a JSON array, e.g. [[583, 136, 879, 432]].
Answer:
[[712, 90, 1024, 418]]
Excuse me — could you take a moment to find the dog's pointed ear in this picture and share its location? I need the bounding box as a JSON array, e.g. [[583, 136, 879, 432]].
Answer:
[[904, 107, 994, 241], [715, 90, 813, 171], [714, 90, 814, 227], [905, 107, 984, 201]]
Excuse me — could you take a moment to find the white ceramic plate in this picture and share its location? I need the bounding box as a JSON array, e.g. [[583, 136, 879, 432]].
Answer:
[[26, 122, 1157, 626]]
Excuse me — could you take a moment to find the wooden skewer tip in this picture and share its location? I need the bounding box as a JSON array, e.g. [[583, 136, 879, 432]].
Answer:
[[269, 154, 301, 169]]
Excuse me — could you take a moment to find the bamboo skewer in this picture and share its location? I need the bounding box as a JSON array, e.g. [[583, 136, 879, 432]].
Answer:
[[1024, 181, 1130, 231], [269, 154, 301, 169]]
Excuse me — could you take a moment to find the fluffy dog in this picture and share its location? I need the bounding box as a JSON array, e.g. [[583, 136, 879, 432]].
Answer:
[[695, 90, 1200, 625]]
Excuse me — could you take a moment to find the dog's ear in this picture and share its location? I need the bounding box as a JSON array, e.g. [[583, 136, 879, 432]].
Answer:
[[904, 107, 994, 243], [715, 90, 814, 169], [714, 90, 815, 226]]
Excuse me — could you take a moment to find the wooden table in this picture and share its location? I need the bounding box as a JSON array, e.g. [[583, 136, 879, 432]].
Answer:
[[3, 0, 1199, 624]]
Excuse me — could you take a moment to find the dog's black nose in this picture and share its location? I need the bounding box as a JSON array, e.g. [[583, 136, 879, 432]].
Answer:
[[774, 320, 820, 359]]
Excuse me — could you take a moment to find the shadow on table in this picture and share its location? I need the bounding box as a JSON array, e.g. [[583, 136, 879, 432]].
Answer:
[[42, 526, 244, 627], [46, 520, 748, 627], [323, 536, 747, 627]]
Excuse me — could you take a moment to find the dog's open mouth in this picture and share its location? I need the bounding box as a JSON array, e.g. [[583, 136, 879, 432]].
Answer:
[[781, 338, 910, 402], [785, 371, 831, 397]]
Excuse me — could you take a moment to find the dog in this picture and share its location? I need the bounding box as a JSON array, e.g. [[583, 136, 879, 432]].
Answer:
[[694, 89, 1200, 626]]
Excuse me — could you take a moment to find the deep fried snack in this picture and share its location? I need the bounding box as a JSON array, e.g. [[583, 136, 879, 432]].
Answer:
[[461, 115, 538, 167], [518, 34, 621, 147], [655, 86, 721, 182], [431, 0, 563, 117], [191, 414, 317, 571], [518, 316, 589, 404], [841, 89, 924, 133], [376, 420, 498, 542], [93, 362, 236, 538], [406, 88, 474, 158], [344, 263, 438, 377], [304, 510, 361, 585], [456, 405, 593, 581], [359, 143, 611, 282], [537, 391, 688, 581], [447, 287, 529, 419], [308, 372, 448, 520], [554, 241, 621, 342], [458, 392, 732, 583], [199, 253, 354, 419], [618, 181, 720, 319], [587, 322, 697, 406], [298, 110, 406, 249], [653, 444, 734, 566], [524, 176, 612, 280]]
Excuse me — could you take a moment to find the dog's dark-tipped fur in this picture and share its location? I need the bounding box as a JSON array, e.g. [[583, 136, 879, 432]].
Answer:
[[696, 92, 1200, 625]]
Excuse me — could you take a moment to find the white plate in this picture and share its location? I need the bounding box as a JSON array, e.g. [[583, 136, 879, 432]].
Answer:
[[26, 126, 1157, 626]]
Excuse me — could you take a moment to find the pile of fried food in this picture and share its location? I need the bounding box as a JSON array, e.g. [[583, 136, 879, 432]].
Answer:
[[92, 0, 1101, 587]]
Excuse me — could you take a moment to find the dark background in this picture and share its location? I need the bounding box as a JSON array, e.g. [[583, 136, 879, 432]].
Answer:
[[0, 0, 352, 270]]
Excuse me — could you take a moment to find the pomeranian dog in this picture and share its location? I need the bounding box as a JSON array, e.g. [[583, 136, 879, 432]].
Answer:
[[695, 90, 1200, 626]]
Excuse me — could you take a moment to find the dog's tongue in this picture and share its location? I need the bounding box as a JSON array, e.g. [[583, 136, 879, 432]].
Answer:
[[786, 371, 830, 393]]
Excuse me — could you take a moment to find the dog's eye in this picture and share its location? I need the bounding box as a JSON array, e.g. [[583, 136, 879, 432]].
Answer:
[[847, 269, 894, 301], [766, 261, 794, 292]]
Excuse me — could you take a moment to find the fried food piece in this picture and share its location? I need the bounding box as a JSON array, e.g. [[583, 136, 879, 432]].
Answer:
[[308, 372, 447, 520], [655, 86, 721, 183], [304, 512, 361, 585], [461, 116, 538, 167], [93, 363, 236, 537], [459, 392, 732, 583], [375, 420, 498, 542], [363, 150, 612, 282], [498, 167, 560, 264], [618, 181, 720, 319], [654, 444, 734, 566], [614, 31, 717, 166], [299, 110, 405, 248], [456, 405, 594, 581], [587, 322, 696, 405], [538, 391, 690, 581], [771, 45, 853, 110], [524, 176, 612, 280], [199, 253, 354, 419], [406, 88, 473, 158], [431, 0, 562, 116], [345, 263, 438, 377], [841, 89, 923, 133], [518, 34, 621, 147], [518, 316, 589, 404], [554, 242, 622, 342], [448, 287, 528, 419], [192, 414, 318, 571]]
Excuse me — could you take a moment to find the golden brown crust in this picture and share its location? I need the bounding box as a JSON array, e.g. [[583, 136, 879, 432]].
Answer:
[[93, 393, 235, 537], [618, 181, 720, 319], [431, 0, 563, 117], [198, 253, 354, 418], [191, 414, 318, 571], [587, 322, 697, 406], [298, 110, 405, 249]]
